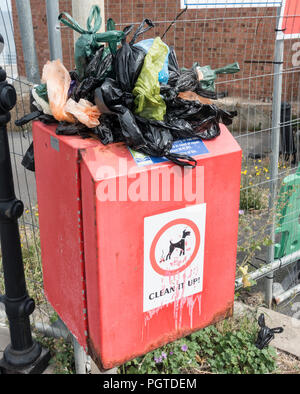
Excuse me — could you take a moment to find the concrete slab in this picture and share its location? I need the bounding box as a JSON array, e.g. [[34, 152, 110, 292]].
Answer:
[[257, 306, 300, 359]]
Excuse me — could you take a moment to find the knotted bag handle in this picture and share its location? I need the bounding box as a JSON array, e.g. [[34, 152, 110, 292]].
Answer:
[[129, 19, 155, 45], [59, 4, 102, 34], [165, 152, 197, 168]]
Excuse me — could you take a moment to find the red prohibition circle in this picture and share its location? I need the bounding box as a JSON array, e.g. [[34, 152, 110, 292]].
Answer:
[[150, 218, 200, 276]]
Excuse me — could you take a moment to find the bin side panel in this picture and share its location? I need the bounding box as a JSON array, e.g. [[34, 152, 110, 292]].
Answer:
[[81, 126, 242, 369], [33, 122, 88, 348]]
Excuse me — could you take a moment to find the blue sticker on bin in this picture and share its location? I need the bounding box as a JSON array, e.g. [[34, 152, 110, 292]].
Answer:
[[129, 137, 209, 167]]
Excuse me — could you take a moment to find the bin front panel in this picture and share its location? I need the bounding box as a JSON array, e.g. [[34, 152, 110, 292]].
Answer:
[[33, 122, 97, 348], [81, 125, 242, 369]]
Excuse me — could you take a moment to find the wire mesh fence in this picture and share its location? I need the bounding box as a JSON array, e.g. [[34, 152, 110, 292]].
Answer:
[[0, 0, 59, 338], [0, 0, 300, 371]]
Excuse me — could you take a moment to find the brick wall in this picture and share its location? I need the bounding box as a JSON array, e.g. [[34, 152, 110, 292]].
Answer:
[[11, 0, 300, 101], [104, 0, 299, 102], [12, 0, 74, 78]]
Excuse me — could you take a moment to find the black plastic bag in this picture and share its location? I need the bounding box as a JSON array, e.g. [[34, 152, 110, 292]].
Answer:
[[75, 46, 114, 102], [15, 111, 43, 127], [95, 78, 134, 112], [168, 46, 181, 82], [15, 111, 58, 127], [95, 78, 146, 149], [93, 114, 122, 145], [255, 314, 283, 350], [56, 121, 90, 138], [16, 111, 57, 172], [165, 97, 237, 140], [135, 116, 173, 156], [135, 116, 197, 167], [115, 19, 155, 92], [85, 45, 105, 77], [165, 118, 195, 139], [189, 106, 237, 140], [168, 66, 219, 99], [21, 142, 35, 172]]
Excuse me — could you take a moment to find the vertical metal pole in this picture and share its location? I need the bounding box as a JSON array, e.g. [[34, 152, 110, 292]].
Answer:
[[265, 6, 284, 307], [46, 0, 63, 61], [15, 0, 40, 84], [72, 336, 91, 375]]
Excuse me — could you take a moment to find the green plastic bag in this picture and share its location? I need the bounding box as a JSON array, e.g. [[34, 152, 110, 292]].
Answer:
[[197, 62, 240, 92], [35, 83, 49, 103], [59, 5, 125, 81], [133, 37, 168, 121]]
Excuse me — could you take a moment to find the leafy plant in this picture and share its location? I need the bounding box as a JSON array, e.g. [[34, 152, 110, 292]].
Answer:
[[192, 325, 276, 374], [35, 333, 75, 374], [120, 340, 199, 374], [120, 318, 277, 374]]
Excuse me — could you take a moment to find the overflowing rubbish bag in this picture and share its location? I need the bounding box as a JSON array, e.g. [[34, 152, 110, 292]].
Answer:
[[17, 5, 240, 171]]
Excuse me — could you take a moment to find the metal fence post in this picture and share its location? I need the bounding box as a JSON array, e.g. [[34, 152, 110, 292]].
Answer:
[[72, 336, 91, 375], [265, 6, 285, 308], [46, 0, 63, 61], [0, 36, 49, 374], [15, 0, 40, 84]]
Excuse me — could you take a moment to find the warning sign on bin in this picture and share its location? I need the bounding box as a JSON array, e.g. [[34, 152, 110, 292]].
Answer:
[[143, 204, 206, 312], [129, 137, 209, 167]]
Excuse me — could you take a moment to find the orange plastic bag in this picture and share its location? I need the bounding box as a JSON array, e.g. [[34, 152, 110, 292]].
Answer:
[[42, 59, 75, 123], [178, 91, 212, 105], [65, 98, 101, 128]]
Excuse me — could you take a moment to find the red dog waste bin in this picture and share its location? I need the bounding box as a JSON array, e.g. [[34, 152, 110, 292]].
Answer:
[[33, 121, 242, 369]]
